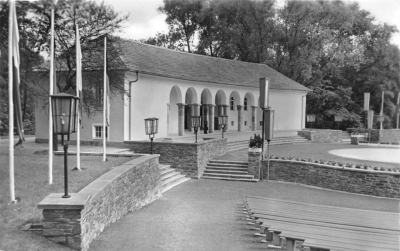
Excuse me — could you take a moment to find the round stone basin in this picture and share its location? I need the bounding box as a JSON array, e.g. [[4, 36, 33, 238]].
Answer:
[[329, 148, 400, 164]]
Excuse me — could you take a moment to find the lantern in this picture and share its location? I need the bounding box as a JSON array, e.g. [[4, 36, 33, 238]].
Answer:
[[144, 117, 159, 154], [191, 116, 201, 143], [50, 93, 79, 140], [144, 117, 159, 135], [218, 115, 228, 138]]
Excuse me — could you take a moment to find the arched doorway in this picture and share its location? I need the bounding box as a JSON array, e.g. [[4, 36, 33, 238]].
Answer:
[[200, 89, 212, 131], [169, 85, 182, 135], [215, 90, 227, 130], [185, 87, 198, 131]]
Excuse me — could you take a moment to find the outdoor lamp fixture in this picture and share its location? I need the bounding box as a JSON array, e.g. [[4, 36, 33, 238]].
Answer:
[[218, 115, 228, 138], [50, 93, 80, 199], [334, 115, 343, 130], [191, 116, 201, 143], [377, 115, 384, 123], [306, 114, 316, 131], [144, 117, 159, 154]]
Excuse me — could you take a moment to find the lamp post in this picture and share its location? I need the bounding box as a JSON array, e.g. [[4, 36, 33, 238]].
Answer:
[[144, 118, 159, 154], [306, 114, 316, 131], [377, 115, 384, 131], [218, 115, 228, 138], [50, 93, 79, 199], [191, 116, 201, 143], [334, 114, 343, 130]]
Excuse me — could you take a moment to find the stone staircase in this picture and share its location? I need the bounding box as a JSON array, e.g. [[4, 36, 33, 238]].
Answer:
[[227, 135, 310, 152], [202, 160, 258, 182], [159, 164, 191, 193], [342, 131, 351, 143]]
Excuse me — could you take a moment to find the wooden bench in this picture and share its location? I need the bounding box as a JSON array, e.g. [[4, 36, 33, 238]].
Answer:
[[244, 196, 400, 251]]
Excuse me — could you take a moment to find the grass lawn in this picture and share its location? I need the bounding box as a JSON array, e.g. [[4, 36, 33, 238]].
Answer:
[[0, 142, 135, 251], [217, 142, 400, 169]]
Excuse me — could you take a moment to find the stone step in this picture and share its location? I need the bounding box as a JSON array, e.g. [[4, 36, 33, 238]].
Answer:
[[204, 169, 248, 174], [159, 164, 171, 170], [161, 170, 181, 181], [202, 176, 259, 182], [160, 167, 175, 176], [161, 176, 191, 193], [202, 172, 255, 179], [160, 173, 187, 187], [205, 166, 248, 171], [207, 163, 248, 168], [208, 160, 248, 166]]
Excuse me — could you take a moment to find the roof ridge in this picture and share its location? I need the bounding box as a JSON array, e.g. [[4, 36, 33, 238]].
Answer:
[[123, 39, 270, 67]]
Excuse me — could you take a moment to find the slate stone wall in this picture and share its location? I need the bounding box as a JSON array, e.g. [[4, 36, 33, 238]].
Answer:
[[368, 129, 400, 143], [298, 129, 342, 143], [126, 138, 227, 178], [263, 160, 400, 198], [248, 151, 261, 179], [38, 155, 162, 251]]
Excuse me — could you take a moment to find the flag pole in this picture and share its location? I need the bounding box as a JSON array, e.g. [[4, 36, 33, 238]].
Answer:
[[76, 24, 81, 170], [8, 0, 16, 203], [380, 91, 384, 130], [103, 36, 107, 161], [48, 6, 55, 184]]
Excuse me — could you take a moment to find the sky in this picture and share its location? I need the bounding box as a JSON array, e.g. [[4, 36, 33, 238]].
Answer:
[[99, 0, 400, 48]]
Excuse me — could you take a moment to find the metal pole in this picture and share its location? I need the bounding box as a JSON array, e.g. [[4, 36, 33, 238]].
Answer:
[[267, 140, 271, 182], [62, 141, 70, 198], [150, 136, 153, 154], [261, 109, 265, 181], [8, 1, 15, 203], [195, 129, 198, 143]]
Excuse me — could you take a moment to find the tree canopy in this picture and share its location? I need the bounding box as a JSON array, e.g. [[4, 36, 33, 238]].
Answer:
[[0, 0, 129, 136], [142, 0, 400, 129]]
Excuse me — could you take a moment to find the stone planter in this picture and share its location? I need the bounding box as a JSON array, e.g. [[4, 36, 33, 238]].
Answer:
[[248, 147, 262, 153], [351, 135, 365, 145]]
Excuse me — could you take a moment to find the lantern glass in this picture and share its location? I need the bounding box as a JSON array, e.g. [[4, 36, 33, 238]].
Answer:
[[153, 118, 159, 134], [307, 114, 316, 123], [144, 118, 154, 135], [334, 115, 343, 122], [51, 93, 79, 135], [218, 116, 223, 126], [191, 116, 201, 128], [377, 115, 384, 122], [222, 115, 228, 125]]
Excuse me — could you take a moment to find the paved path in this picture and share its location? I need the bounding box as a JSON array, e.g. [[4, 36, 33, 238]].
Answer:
[[89, 179, 399, 251]]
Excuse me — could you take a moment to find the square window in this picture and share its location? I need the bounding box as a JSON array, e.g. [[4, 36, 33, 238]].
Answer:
[[93, 125, 108, 139]]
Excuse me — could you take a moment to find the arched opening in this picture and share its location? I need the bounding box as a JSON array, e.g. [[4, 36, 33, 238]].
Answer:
[[215, 90, 227, 130], [185, 87, 198, 131], [243, 92, 255, 131], [169, 85, 182, 135], [200, 89, 212, 130], [228, 91, 241, 131]]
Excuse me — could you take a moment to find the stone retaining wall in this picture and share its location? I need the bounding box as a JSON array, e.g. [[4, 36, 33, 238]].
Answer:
[[263, 160, 400, 198], [125, 138, 227, 178], [370, 129, 400, 143], [38, 155, 161, 250], [298, 129, 342, 143]]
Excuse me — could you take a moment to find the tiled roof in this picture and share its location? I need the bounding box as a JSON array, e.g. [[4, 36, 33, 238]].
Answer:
[[120, 40, 309, 91]]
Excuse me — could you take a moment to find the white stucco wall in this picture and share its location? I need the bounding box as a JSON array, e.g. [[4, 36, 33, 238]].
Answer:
[[35, 75, 124, 143], [125, 72, 307, 141]]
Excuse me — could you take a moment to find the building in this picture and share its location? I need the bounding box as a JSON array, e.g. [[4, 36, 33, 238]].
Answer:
[[35, 40, 309, 144]]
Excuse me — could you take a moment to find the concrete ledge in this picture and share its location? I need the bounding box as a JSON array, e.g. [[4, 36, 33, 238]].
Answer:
[[38, 193, 90, 209]]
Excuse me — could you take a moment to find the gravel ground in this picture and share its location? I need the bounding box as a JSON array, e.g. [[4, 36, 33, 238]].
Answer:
[[89, 179, 399, 251]]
